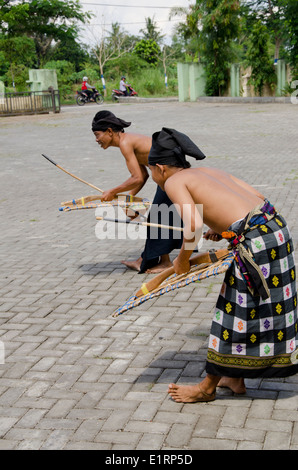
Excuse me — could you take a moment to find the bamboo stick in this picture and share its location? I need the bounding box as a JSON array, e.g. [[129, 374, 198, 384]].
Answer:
[[42, 154, 104, 193], [96, 216, 184, 232], [42, 154, 145, 201]]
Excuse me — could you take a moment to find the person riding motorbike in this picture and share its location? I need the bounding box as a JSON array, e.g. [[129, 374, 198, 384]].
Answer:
[[81, 76, 95, 101], [119, 76, 130, 96]]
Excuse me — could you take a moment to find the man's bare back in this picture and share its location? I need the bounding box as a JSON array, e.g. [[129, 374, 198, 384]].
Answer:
[[118, 132, 151, 166], [164, 167, 265, 235]]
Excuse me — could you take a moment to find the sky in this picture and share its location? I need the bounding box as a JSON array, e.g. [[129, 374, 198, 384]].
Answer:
[[79, 0, 192, 46]]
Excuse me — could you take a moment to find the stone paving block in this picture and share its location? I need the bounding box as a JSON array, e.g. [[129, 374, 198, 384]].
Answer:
[[193, 415, 223, 438], [217, 426, 265, 442], [136, 433, 165, 450], [94, 430, 141, 447], [72, 419, 104, 441], [0, 417, 20, 438], [189, 437, 237, 450], [165, 423, 195, 448], [263, 431, 292, 450], [40, 429, 74, 450]]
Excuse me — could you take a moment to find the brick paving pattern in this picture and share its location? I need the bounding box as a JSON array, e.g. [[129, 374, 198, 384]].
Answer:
[[0, 100, 297, 450]]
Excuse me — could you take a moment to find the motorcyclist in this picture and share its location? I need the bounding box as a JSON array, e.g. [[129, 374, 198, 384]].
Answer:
[[81, 76, 95, 100], [119, 76, 130, 96]]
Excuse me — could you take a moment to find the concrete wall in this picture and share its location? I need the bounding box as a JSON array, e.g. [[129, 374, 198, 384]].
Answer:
[[178, 60, 291, 101], [177, 63, 206, 102], [27, 69, 58, 92]]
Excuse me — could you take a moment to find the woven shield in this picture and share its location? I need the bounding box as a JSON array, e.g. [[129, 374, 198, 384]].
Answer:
[[112, 251, 234, 317]]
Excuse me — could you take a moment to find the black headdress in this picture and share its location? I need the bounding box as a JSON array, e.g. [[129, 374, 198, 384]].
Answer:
[[148, 128, 205, 168], [92, 110, 131, 132]]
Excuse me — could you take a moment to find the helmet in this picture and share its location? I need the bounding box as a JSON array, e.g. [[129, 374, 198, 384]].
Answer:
[[83, 76, 88, 81], [121, 76, 126, 80]]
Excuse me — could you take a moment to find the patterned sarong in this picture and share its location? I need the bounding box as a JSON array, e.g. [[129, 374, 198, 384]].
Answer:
[[206, 200, 298, 378]]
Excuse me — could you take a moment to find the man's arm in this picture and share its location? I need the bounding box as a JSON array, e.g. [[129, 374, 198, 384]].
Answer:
[[165, 178, 203, 274], [101, 144, 148, 201], [128, 164, 149, 196]]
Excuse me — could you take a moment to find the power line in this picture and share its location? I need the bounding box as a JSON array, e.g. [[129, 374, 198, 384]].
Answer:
[[88, 18, 181, 26], [81, 2, 174, 8]]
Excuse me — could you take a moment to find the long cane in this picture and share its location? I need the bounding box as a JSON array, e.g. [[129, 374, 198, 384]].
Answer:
[[42, 154, 104, 193]]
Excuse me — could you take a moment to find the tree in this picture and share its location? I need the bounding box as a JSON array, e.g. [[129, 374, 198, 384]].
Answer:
[[88, 19, 135, 96], [0, 0, 91, 65], [0, 0, 29, 33], [200, 0, 241, 96], [0, 35, 36, 88], [49, 36, 89, 72], [159, 45, 179, 91], [245, 20, 276, 95], [242, 0, 284, 62], [280, 0, 298, 78], [170, 1, 241, 95], [134, 39, 161, 67], [139, 16, 164, 45], [169, 3, 202, 61]]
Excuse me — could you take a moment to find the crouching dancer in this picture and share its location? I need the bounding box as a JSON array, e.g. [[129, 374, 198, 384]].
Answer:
[[92, 111, 206, 273], [148, 127, 298, 403]]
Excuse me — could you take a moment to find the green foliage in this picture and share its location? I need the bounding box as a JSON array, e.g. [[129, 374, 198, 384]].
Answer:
[[280, 0, 298, 78], [0, 1, 30, 33], [0, 35, 36, 67], [4, 64, 30, 91], [134, 39, 161, 66], [200, 0, 241, 96], [0, 35, 36, 88], [169, 4, 202, 61], [1, 0, 91, 65], [105, 53, 148, 80], [139, 16, 164, 45], [43, 60, 75, 98], [244, 20, 277, 95], [50, 37, 89, 72]]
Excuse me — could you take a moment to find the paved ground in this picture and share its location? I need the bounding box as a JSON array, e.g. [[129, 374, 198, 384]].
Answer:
[[0, 100, 298, 451]]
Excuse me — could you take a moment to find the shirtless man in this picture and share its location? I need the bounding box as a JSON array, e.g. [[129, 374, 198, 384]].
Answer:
[[92, 111, 195, 273], [148, 127, 298, 403]]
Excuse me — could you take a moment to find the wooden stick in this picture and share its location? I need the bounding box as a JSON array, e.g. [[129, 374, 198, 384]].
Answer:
[[42, 154, 144, 201], [42, 154, 104, 193], [96, 216, 184, 232], [135, 248, 229, 298]]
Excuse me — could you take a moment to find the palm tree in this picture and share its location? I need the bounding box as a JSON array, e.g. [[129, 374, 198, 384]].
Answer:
[[139, 16, 164, 45]]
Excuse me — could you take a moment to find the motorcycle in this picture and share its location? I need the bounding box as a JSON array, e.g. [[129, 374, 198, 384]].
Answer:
[[76, 88, 104, 106], [111, 85, 138, 102]]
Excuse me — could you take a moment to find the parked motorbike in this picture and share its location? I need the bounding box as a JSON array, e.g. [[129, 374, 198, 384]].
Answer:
[[111, 85, 138, 102], [76, 89, 104, 106]]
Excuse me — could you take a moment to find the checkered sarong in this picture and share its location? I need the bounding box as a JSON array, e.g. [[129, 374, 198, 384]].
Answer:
[[206, 201, 298, 378]]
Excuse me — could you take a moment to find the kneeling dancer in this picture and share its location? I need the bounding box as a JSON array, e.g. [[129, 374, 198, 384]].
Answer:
[[147, 127, 298, 403]]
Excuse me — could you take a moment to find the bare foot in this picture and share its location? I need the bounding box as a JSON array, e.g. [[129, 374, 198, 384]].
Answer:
[[145, 262, 173, 273], [145, 255, 173, 273], [121, 257, 142, 271], [217, 377, 246, 394], [168, 383, 216, 403]]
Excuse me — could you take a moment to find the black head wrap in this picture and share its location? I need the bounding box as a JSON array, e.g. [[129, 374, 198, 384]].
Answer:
[[148, 127, 206, 168], [92, 110, 131, 132]]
